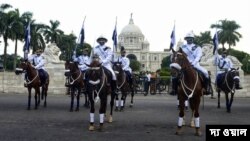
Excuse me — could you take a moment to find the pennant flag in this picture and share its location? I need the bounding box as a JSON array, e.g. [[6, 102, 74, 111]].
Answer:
[[213, 31, 219, 55], [79, 25, 85, 45], [23, 22, 31, 52], [112, 25, 117, 51], [169, 25, 176, 50]]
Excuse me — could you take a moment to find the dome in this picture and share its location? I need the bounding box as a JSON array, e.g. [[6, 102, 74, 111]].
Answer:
[[120, 14, 143, 36]]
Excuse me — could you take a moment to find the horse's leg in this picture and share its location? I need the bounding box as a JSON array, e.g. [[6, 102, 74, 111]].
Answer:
[[75, 88, 80, 111], [88, 92, 95, 131], [37, 87, 41, 106], [130, 87, 134, 107], [43, 84, 48, 107], [120, 91, 126, 112], [41, 85, 44, 100], [98, 93, 107, 131], [34, 87, 39, 110], [109, 90, 116, 123], [228, 92, 234, 113], [27, 88, 32, 110], [115, 92, 119, 111], [176, 96, 185, 135], [225, 92, 230, 113], [193, 97, 202, 136], [70, 87, 74, 112], [217, 89, 221, 108], [84, 91, 89, 108], [189, 98, 195, 128]]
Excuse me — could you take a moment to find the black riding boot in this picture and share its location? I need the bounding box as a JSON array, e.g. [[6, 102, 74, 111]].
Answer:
[[205, 77, 211, 95], [170, 77, 178, 95]]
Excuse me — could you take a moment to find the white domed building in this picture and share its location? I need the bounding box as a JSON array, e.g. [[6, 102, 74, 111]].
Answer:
[[117, 15, 171, 72]]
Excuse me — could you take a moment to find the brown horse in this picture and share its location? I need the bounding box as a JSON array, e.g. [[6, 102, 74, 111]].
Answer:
[[216, 68, 240, 113], [15, 59, 49, 110], [113, 62, 134, 111], [64, 60, 86, 112], [170, 49, 203, 136], [85, 58, 113, 131]]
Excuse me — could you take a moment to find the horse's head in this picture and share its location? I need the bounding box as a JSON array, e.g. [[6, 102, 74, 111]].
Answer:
[[85, 59, 103, 86], [170, 49, 191, 77], [228, 67, 240, 85], [112, 62, 123, 75], [15, 59, 31, 75], [64, 60, 79, 77]]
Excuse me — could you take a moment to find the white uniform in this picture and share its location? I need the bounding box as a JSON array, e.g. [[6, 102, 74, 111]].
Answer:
[[117, 56, 132, 73], [29, 54, 45, 70], [91, 45, 116, 80], [181, 43, 209, 78], [215, 55, 233, 74], [72, 54, 90, 71]]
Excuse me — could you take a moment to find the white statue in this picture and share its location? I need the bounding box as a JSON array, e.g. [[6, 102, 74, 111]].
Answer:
[[43, 43, 63, 64]]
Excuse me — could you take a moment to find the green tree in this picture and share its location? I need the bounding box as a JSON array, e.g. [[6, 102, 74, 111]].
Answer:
[[130, 59, 141, 72], [57, 33, 77, 60], [9, 9, 33, 69], [194, 31, 212, 46], [161, 55, 171, 69], [0, 3, 14, 69], [30, 23, 47, 53], [211, 19, 242, 52], [43, 20, 64, 44]]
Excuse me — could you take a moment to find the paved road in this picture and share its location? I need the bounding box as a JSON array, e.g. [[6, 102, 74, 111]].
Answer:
[[0, 92, 249, 141]]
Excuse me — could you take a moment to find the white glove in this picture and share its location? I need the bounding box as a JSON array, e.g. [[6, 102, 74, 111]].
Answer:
[[102, 59, 108, 64], [191, 61, 197, 66], [34, 66, 38, 69], [73, 51, 76, 55]]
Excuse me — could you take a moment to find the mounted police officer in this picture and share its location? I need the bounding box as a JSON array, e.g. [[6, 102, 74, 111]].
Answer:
[[90, 35, 117, 92], [26, 49, 48, 86], [117, 46, 133, 90], [72, 48, 90, 74], [215, 50, 242, 89], [180, 31, 212, 94]]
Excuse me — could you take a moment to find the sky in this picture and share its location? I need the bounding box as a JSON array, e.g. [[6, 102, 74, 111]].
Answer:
[[1, 0, 250, 56]]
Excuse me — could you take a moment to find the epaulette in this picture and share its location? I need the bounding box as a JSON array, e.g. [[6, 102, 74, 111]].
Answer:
[[104, 46, 111, 51], [192, 45, 197, 51]]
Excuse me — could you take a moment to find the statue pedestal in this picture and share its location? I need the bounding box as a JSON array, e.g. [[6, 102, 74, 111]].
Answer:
[[45, 63, 67, 95]]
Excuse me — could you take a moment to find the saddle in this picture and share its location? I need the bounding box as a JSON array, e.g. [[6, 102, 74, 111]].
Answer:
[[38, 69, 49, 86], [102, 67, 112, 86]]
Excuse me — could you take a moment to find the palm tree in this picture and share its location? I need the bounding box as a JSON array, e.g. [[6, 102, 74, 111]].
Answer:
[[8, 9, 33, 69], [211, 19, 242, 52], [0, 3, 14, 69], [30, 23, 47, 53], [194, 31, 212, 46], [43, 20, 64, 44]]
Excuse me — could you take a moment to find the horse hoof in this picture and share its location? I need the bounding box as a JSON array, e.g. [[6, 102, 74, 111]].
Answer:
[[115, 107, 119, 112], [195, 132, 202, 136], [108, 116, 113, 123], [119, 108, 124, 112], [190, 122, 195, 128], [70, 109, 73, 112], [129, 104, 133, 108], [75, 108, 79, 112], [98, 125, 104, 132], [89, 125, 95, 131], [27, 107, 31, 110]]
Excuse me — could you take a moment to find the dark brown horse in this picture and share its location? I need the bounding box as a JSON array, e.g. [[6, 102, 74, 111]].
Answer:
[[170, 49, 203, 136], [15, 59, 49, 110], [85, 58, 113, 131], [113, 62, 134, 111], [216, 68, 240, 113], [64, 60, 86, 112]]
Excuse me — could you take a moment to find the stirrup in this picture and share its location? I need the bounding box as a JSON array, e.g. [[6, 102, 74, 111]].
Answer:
[[24, 82, 28, 87]]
